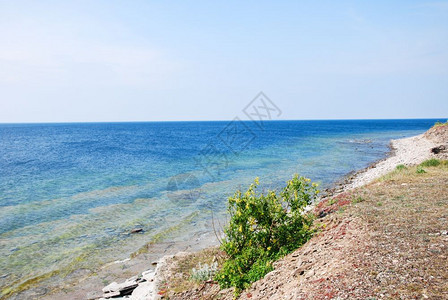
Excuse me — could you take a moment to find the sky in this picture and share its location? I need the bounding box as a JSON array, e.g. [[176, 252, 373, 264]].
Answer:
[[0, 1, 447, 123]]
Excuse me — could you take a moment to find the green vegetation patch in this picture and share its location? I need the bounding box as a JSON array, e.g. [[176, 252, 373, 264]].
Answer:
[[416, 166, 427, 174], [419, 159, 441, 167], [396, 164, 408, 171], [433, 120, 448, 128], [216, 175, 318, 295]]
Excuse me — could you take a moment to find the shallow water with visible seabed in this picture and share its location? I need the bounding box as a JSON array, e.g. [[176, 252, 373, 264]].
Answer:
[[0, 119, 439, 294]]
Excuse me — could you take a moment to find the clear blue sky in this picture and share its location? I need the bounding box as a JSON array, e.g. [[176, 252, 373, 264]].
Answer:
[[1, 1, 447, 122]]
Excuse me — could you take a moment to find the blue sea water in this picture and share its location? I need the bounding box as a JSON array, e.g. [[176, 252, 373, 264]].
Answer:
[[0, 119, 439, 292]]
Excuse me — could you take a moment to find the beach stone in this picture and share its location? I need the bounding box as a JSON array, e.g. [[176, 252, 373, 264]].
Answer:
[[130, 228, 143, 234], [126, 275, 138, 282], [431, 145, 446, 154], [142, 270, 155, 282], [102, 277, 141, 298], [102, 282, 120, 293], [130, 281, 156, 300], [305, 269, 315, 279], [117, 280, 139, 295], [102, 290, 121, 298]]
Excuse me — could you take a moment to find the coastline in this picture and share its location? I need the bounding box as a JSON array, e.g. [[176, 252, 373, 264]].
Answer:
[[328, 132, 440, 195], [344, 133, 439, 190], [19, 126, 448, 300]]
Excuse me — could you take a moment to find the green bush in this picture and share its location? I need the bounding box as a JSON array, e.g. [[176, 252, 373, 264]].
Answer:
[[216, 175, 318, 294], [416, 166, 426, 174], [420, 159, 441, 167], [396, 164, 407, 171], [433, 120, 448, 128]]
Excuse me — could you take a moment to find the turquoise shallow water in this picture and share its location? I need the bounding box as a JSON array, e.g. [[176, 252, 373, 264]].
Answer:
[[0, 119, 439, 293]]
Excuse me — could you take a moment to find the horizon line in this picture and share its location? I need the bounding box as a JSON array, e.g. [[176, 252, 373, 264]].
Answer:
[[0, 117, 447, 125]]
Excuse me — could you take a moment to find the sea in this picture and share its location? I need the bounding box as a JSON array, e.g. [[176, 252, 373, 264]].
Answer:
[[0, 119, 440, 295]]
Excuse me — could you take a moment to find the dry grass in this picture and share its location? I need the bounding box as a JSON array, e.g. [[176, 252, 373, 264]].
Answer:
[[345, 162, 448, 299], [169, 248, 223, 293], [155, 247, 232, 299]]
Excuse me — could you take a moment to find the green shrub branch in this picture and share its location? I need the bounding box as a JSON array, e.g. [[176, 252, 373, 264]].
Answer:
[[216, 175, 319, 295]]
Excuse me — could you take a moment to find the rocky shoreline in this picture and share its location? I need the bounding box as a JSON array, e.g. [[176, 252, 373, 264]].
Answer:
[[97, 263, 159, 300], [322, 141, 396, 197]]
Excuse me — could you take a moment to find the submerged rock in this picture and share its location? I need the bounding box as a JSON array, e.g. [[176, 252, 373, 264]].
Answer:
[[130, 228, 143, 234]]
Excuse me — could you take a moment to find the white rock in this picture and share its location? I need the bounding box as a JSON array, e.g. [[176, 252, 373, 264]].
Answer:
[[130, 281, 156, 300], [142, 270, 155, 282], [117, 279, 139, 292], [103, 290, 121, 298], [102, 279, 139, 295], [126, 276, 138, 282], [102, 282, 119, 293]]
